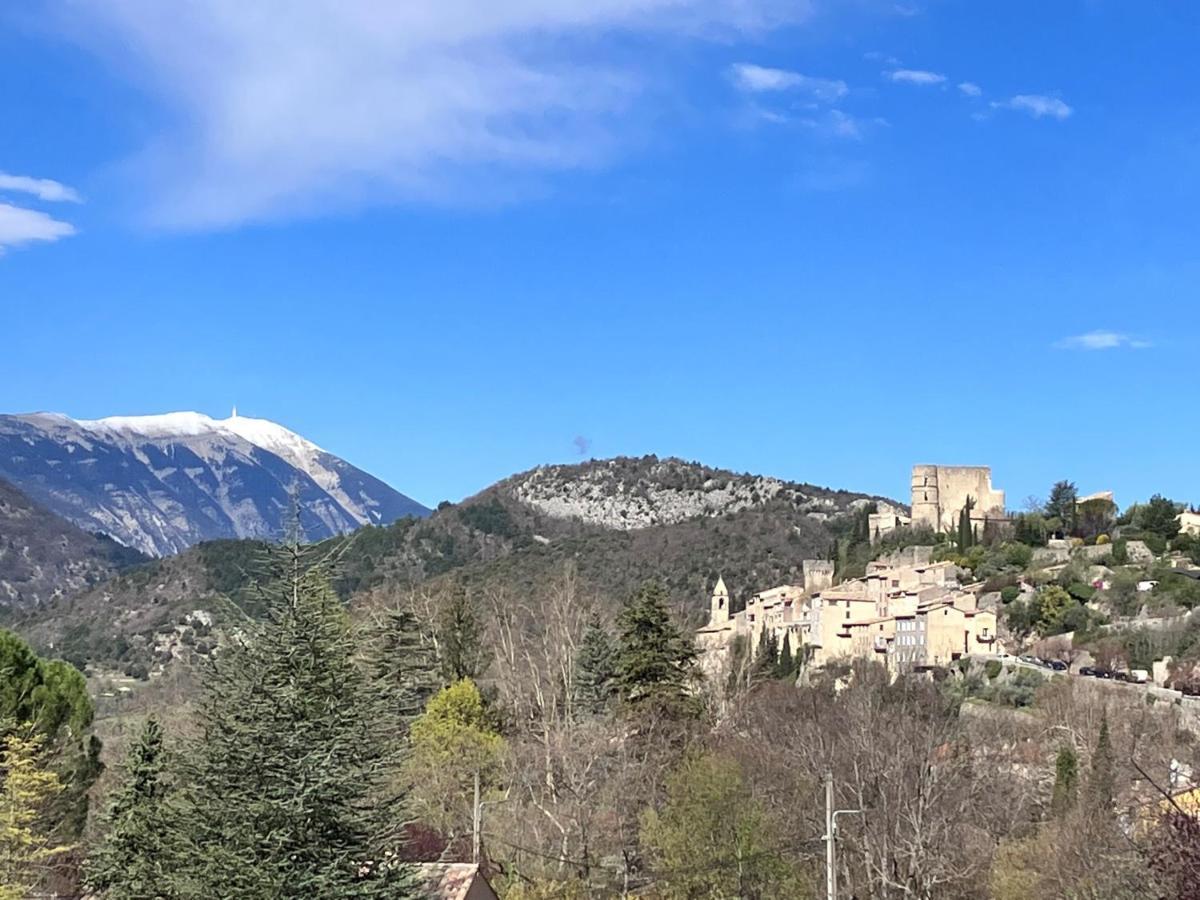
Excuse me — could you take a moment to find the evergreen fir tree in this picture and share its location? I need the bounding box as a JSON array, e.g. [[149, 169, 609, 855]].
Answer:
[[614, 582, 700, 716], [85, 717, 177, 898], [1087, 711, 1116, 812], [167, 541, 421, 898], [574, 615, 617, 717], [365, 608, 440, 729], [777, 633, 794, 679], [1050, 744, 1078, 816], [437, 584, 486, 683]]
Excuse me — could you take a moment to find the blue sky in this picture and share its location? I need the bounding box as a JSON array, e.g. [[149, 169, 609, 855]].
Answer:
[[1, 0, 1197, 510]]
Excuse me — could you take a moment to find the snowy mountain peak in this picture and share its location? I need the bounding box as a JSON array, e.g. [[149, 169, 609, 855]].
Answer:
[[76, 411, 323, 452], [0, 411, 430, 556]]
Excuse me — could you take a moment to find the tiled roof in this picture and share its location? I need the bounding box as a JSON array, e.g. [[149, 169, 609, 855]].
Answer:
[[417, 863, 490, 900]]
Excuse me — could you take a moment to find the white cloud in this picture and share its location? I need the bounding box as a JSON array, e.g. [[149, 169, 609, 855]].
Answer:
[[863, 51, 901, 66], [0, 173, 82, 203], [992, 94, 1073, 120], [886, 68, 946, 85], [800, 109, 872, 140], [957, 82, 982, 97], [1055, 331, 1151, 351], [729, 63, 847, 102], [0, 202, 76, 252], [45, 0, 818, 229]]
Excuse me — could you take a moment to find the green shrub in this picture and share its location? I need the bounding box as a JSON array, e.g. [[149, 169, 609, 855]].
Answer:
[[1000, 585, 1021, 604], [1066, 582, 1096, 602], [984, 659, 1003, 680]]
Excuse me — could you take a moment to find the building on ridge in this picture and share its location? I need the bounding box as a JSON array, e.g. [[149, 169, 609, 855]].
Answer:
[[697, 550, 997, 677], [911, 465, 1006, 534]]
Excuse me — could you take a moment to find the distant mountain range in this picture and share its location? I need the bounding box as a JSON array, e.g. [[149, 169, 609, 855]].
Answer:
[[0, 412, 429, 556], [6, 454, 891, 675], [0, 477, 147, 609]]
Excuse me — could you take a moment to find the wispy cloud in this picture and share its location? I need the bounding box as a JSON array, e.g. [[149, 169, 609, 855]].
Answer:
[[0, 203, 76, 253], [958, 82, 982, 97], [863, 51, 901, 66], [886, 68, 946, 85], [729, 63, 848, 102], [0, 173, 82, 203], [1055, 331, 1151, 351], [43, 1, 820, 229], [992, 94, 1073, 120], [796, 109, 886, 140], [0, 172, 81, 253]]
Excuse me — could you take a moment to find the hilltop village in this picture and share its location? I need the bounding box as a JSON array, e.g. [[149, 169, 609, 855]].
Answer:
[[697, 464, 1200, 692], [698, 465, 1004, 675]]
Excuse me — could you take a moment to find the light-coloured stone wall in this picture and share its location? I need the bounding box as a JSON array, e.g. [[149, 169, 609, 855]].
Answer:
[[803, 559, 834, 594], [698, 552, 989, 676], [911, 465, 1005, 533]]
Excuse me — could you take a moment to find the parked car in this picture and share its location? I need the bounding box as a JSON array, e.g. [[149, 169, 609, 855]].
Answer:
[[1047, 660, 1068, 672], [1079, 666, 1098, 676], [1019, 655, 1039, 666], [1095, 668, 1115, 679], [1128, 669, 1150, 684]]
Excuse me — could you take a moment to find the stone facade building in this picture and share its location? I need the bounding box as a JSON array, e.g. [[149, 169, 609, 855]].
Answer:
[[911, 465, 1006, 534], [697, 547, 997, 676]]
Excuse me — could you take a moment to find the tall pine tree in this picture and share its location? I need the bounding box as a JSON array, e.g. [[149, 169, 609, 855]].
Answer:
[[436, 585, 486, 683], [365, 607, 440, 730], [167, 541, 421, 898], [574, 615, 617, 717], [614, 583, 699, 717], [85, 717, 177, 898]]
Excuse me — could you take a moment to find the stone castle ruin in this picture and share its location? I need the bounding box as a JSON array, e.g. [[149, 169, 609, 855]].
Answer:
[[911, 465, 1006, 534]]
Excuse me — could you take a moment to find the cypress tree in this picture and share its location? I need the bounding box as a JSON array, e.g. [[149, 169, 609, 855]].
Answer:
[[168, 541, 421, 898], [574, 615, 617, 717], [1050, 744, 1078, 816], [957, 496, 976, 552], [1088, 711, 1116, 812], [777, 633, 794, 679], [753, 630, 779, 681], [85, 717, 177, 898], [614, 582, 699, 716]]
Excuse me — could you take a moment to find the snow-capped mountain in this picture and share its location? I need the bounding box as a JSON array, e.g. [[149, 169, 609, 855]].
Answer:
[[0, 411, 430, 556]]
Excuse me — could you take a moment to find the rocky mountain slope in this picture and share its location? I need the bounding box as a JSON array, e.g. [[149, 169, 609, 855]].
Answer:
[[0, 412, 430, 556], [0, 478, 147, 610], [508, 456, 853, 529], [9, 455, 891, 675]]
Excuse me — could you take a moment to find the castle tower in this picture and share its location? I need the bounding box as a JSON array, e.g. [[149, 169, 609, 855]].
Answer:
[[911, 465, 941, 531], [710, 576, 730, 625], [803, 560, 834, 594]]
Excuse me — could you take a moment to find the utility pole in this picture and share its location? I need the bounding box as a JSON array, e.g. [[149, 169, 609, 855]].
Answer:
[[824, 772, 836, 900], [824, 771, 862, 900], [472, 769, 481, 864]]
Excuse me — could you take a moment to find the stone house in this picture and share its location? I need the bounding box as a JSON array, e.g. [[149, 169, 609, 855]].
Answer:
[[698, 549, 997, 676]]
